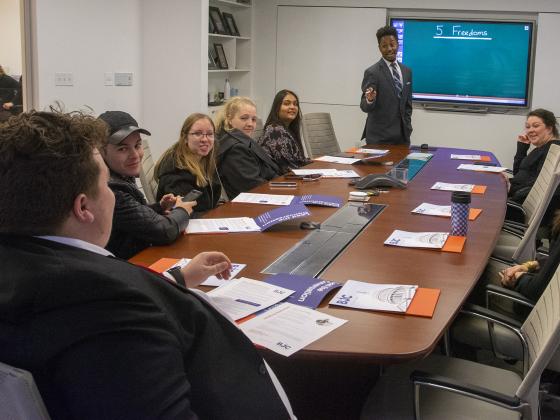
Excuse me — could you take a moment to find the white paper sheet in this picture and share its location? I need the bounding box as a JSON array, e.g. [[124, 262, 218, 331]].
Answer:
[[450, 154, 483, 160], [384, 230, 449, 249], [207, 278, 294, 320], [330, 280, 418, 312], [239, 302, 347, 356], [315, 155, 362, 164], [411, 202, 452, 217], [457, 163, 507, 173], [185, 217, 261, 234], [232, 192, 295, 206], [431, 182, 475, 192], [352, 148, 389, 155], [170, 258, 246, 287], [407, 152, 433, 161], [291, 168, 359, 178]]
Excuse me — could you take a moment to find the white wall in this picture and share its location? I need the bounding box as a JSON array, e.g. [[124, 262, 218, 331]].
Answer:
[[140, 0, 206, 160], [33, 0, 142, 118], [0, 0, 23, 76], [254, 0, 560, 167]]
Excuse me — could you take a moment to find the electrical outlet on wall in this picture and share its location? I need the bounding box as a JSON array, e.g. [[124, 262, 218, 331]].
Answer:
[[114, 72, 133, 86], [55, 73, 73, 86]]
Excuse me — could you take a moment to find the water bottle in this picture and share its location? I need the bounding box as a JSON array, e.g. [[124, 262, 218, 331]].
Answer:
[[450, 191, 471, 236], [224, 79, 231, 100]]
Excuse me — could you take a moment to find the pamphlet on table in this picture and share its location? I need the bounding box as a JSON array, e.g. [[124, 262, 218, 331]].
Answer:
[[186, 203, 311, 234], [411, 202, 482, 220], [457, 163, 507, 173], [407, 152, 433, 161], [384, 230, 449, 249], [329, 280, 417, 313], [450, 154, 491, 161], [263, 273, 342, 309], [347, 147, 389, 155], [239, 302, 347, 356], [315, 155, 387, 165], [232, 192, 342, 208], [431, 182, 475, 192], [147, 257, 246, 287], [207, 278, 294, 321], [291, 168, 360, 178]]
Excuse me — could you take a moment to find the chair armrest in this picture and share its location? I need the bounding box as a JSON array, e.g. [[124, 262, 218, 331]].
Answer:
[[505, 200, 526, 224], [503, 220, 528, 231], [500, 225, 524, 239], [486, 284, 535, 311], [411, 370, 523, 412], [461, 303, 523, 330], [503, 169, 514, 176], [489, 255, 516, 266]]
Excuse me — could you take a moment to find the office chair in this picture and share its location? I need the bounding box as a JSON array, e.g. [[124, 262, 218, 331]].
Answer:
[[139, 138, 158, 204], [361, 261, 560, 419], [493, 144, 560, 263], [302, 112, 341, 158], [252, 117, 264, 141], [0, 362, 51, 419]]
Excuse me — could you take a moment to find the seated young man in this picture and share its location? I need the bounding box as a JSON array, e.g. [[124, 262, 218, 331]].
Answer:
[[98, 111, 194, 259], [0, 110, 294, 419]]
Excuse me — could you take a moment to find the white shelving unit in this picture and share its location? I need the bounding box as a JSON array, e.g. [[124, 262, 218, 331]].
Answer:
[[207, 0, 252, 112]]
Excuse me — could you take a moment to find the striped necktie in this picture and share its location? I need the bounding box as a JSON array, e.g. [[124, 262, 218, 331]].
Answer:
[[390, 62, 402, 97]]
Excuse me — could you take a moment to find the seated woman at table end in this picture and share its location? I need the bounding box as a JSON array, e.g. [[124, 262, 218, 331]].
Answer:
[[258, 89, 311, 174], [216, 97, 279, 200], [155, 113, 222, 214]]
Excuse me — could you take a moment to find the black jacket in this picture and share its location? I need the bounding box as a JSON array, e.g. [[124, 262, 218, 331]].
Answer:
[[217, 129, 279, 199], [107, 172, 190, 259], [155, 152, 221, 214], [0, 235, 290, 419]]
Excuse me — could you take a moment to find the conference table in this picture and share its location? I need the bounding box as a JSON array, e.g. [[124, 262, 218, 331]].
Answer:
[[130, 145, 508, 418]]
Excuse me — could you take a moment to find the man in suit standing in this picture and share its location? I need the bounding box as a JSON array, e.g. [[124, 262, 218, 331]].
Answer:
[[360, 25, 413, 145], [0, 110, 294, 419]]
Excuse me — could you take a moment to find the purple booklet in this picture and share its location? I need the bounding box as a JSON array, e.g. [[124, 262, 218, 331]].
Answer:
[[263, 273, 342, 309], [292, 194, 343, 208], [255, 203, 311, 231]]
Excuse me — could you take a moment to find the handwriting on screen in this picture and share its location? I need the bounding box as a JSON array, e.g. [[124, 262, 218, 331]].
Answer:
[[434, 25, 490, 39]]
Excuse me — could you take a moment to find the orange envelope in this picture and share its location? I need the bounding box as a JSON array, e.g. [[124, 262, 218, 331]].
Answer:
[[406, 288, 441, 317], [468, 208, 482, 220], [471, 185, 487, 194], [478, 156, 491, 162]]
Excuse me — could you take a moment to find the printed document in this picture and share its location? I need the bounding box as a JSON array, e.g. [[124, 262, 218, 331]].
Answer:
[[431, 182, 475, 192], [170, 258, 246, 287], [291, 168, 360, 178], [351, 148, 389, 155], [232, 193, 295, 206], [315, 155, 362, 164], [411, 203, 453, 217], [330, 280, 418, 313], [186, 217, 260, 233], [450, 154, 484, 160], [207, 278, 294, 320], [457, 163, 507, 173], [239, 302, 347, 356], [384, 230, 449, 249]]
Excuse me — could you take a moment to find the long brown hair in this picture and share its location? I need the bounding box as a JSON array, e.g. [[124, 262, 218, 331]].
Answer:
[[155, 113, 217, 187]]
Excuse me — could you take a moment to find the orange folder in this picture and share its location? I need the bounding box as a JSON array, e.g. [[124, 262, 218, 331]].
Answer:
[[478, 156, 491, 162], [406, 288, 441, 317], [468, 208, 483, 220], [471, 185, 487, 194], [149, 257, 179, 273], [442, 235, 466, 253]]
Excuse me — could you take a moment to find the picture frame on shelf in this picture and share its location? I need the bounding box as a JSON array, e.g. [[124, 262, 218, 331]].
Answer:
[[209, 7, 228, 35], [209, 15, 216, 34], [222, 13, 240, 37], [214, 43, 228, 69], [208, 48, 218, 70], [236, 0, 251, 4]]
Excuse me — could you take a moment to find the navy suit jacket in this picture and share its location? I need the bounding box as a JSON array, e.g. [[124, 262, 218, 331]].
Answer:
[[360, 58, 413, 145], [0, 235, 289, 419]]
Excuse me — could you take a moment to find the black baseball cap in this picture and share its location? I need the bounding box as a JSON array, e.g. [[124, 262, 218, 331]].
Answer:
[[98, 111, 151, 145]]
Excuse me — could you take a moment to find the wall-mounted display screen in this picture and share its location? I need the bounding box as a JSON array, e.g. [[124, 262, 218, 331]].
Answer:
[[390, 18, 534, 111]]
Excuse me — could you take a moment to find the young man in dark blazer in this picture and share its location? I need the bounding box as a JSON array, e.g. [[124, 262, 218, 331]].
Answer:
[[0, 111, 294, 419], [360, 25, 413, 145]]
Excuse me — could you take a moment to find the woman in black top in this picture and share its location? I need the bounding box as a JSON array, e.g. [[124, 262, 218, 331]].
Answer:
[[155, 113, 221, 214], [215, 97, 279, 199], [258, 89, 311, 174], [508, 108, 559, 203]]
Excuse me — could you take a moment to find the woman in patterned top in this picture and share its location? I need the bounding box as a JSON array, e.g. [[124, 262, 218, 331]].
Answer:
[[258, 89, 311, 174]]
